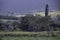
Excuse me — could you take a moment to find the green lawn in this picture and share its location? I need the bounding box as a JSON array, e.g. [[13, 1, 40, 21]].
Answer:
[[1, 36, 60, 40]]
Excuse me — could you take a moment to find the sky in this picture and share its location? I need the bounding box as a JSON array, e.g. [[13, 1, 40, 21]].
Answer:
[[0, 0, 60, 15]]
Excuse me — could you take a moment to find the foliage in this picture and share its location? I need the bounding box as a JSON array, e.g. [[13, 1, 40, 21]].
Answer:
[[20, 15, 51, 31], [20, 15, 35, 31], [0, 37, 2, 40]]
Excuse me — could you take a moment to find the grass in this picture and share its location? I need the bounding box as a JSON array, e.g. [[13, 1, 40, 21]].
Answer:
[[0, 31, 60, 40], [1, 36, 60, 40], [0, 31, 60, 35]]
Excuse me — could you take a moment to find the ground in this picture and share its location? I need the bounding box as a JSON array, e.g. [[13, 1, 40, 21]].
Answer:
[[1, 36, 60, 40], [0, 31, 60, 40]]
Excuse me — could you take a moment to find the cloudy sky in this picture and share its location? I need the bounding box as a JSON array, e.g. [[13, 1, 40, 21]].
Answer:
[[0, 0, 60, 15]]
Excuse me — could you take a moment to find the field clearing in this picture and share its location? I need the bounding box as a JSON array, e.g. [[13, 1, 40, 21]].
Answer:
[[0, 31, 60, 34], [0, 31, 60, 36], [0, 31, 60, 40], [1, 36, 60, 40]]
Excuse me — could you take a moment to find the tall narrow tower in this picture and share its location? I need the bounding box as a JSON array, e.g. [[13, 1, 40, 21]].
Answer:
[[45, 4, 49, 16]]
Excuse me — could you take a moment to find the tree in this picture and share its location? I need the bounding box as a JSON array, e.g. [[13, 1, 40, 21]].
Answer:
[[0, 19, 4, 30], [12, 21, 21, 31], [56, 15, 60, 21], [20, 16, 30, 31], [20, 14, 51, 32]]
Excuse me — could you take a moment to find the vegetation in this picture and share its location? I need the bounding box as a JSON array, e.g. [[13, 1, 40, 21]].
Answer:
[[1, 36, 60, 40], [20, 15, 51, 31], [0, 14, 60, 32], [0, 37, 2, 40]]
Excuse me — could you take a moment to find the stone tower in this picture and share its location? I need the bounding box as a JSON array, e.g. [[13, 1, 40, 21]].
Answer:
[[45, 4, 49, 16]]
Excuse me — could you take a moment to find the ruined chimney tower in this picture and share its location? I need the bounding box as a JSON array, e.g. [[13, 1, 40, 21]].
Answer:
[[45, 4, 49, 16]]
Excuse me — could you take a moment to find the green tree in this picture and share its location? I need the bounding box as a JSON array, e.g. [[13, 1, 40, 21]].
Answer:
[[20, 15, 51, 32], [12, 21, 21, 31]]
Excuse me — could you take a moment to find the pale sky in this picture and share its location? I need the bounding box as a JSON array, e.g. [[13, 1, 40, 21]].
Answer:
[[0, 0, 60, 15]]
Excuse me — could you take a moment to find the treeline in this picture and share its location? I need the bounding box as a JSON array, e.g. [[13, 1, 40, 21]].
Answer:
[[0, 15, 60, 32]]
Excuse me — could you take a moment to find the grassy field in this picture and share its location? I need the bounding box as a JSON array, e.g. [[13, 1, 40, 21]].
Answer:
[[1, 36, 60, 40], [0, 31, 60, 40]]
